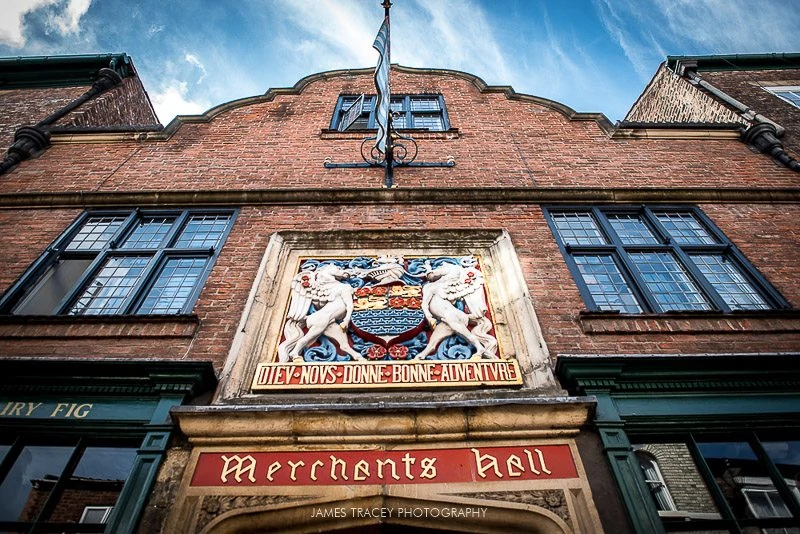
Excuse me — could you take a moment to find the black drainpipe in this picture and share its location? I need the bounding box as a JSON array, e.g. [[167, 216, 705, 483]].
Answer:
[[0, 67, 123, 176], [741, 123, 800, 172]]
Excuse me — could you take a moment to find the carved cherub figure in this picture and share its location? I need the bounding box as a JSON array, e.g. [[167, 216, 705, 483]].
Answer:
[[278, 264, 364, 362], [415, 258, 499, 360]]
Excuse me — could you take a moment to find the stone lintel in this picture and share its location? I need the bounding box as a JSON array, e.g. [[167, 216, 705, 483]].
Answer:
[[171, 397, 594, 445]]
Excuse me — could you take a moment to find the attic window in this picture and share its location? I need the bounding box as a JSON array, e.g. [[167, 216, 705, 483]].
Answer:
[[764, 86, 800, 109], [331, 94, 449, 131]]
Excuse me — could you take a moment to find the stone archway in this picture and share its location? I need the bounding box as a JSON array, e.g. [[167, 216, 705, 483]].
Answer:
[[201, 494, 572, 534]]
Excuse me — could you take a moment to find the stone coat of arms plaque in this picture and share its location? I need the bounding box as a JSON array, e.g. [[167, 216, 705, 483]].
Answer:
[[252, 255, 522, 390]]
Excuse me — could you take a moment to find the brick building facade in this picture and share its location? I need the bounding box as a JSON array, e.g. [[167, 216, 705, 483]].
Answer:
[[626, 53, 800, 172], [0, 51, 798, 533]]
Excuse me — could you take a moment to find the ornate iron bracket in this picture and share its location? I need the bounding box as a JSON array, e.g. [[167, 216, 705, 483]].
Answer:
[[324, 113, 455, 186], [361, 129, 417, 166], [324, 155, 455, 169]]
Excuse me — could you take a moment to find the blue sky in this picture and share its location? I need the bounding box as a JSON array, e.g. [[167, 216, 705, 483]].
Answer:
[[2, 0, 799, 125]]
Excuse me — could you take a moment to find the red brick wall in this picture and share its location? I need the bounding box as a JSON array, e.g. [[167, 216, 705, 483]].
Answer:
[[0, 75, 158, 153], [0, 208, 80, 290], [0, 68, 797, 368], [2, 69, 798, 194], [702, 68, 800, 157], [626, 65, 745, 125], [0, 85, 84, 150], [1, 202, 797, 366], [55, 76, 159, 128]]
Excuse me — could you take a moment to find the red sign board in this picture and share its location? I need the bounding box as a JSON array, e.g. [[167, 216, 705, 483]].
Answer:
[[191, 445, 577, 487]]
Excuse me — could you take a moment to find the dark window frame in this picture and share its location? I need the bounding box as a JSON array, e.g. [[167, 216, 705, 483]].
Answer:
[[630, 431, 800, 533], [0, 434, 139, 533], [0, 208, 237, 316], [330, 94, 451, 131], [543, 205, 789, 313]]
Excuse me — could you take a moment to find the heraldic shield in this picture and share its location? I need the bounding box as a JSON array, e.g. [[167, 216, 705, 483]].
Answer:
[[276, 255, 500, 363]]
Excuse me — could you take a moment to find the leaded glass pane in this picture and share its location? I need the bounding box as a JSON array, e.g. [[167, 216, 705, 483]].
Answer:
[[121, 216, 175, 249], [654, 212, 717, 244], [629, 252, 711, 311], [69, 257, 150, 315], [342, 96, 374, 112], [412, 113, 444, 130], [574, 255, 642, 313], [390, 98, 405, 112], [774, 90, 800, 109], [173, 215, 231, 249], [138, 257, 208, 314], [410, 97, 440, 111], [66, 216, 127, 251], [349, 117, 369, 129], [607, 213, 660, 244], [691, 254, 770, 310], [551, 212, 607, 245]]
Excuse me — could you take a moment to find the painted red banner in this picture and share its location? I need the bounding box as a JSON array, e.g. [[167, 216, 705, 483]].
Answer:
[[251, 360, 522, 390], [191, 445, 577, 487]]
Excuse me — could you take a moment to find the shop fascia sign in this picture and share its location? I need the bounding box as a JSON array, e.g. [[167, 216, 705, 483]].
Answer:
[[191, 444, 578, 487]]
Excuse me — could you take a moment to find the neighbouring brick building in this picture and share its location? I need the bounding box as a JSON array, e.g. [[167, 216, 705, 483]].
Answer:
[[0, 50, 798, 534], [627, 53, 800, 171]]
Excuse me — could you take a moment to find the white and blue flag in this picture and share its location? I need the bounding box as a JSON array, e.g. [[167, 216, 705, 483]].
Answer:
[[372, 17, 390, 154]]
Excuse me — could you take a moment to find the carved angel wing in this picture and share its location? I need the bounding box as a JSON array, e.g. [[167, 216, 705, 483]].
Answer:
[[285, 270, 341, 321], [286, 274, 314, 322]]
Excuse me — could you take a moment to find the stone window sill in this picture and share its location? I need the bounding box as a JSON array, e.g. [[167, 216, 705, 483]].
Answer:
[[578, 310, 800, 335], [0, 314, 199, 339], [320, 128, 460, 140]]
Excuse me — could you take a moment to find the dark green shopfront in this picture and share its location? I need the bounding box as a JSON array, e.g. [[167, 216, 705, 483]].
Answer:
[[0, 359, 214, 534], [557, 352, 800, 533]]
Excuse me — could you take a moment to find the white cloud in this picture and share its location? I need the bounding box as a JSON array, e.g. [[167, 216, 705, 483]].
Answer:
[[50, 0, 92, 35], [0, 0, 93, 47], [147, 23, 165, 37], [272, 0, 377, 70], [271, 0, 515, 88], [184, 53, 207, 83], [594, 0, 800, 78], [150, 81, 210, 124], [398, 0, 514, 84], [0, 0, 58, 47]]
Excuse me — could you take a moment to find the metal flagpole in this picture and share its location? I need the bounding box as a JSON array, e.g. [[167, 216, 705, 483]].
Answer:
[[381, 0, 394, 188], [324, 0, 455, 175]]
